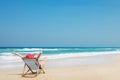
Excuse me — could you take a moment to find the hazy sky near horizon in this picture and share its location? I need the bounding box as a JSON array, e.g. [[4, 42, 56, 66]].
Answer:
[[0, 0, 120, 47]]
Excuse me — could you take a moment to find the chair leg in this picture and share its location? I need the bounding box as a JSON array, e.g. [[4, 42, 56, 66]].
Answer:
[[40, 66, 45, 74], [22, 64, 26, 77], [22, 64, 30, 77]]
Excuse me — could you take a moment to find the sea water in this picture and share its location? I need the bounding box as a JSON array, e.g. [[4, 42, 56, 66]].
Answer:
[[0, 47, 120, 62], [0, 47, 119, 69]]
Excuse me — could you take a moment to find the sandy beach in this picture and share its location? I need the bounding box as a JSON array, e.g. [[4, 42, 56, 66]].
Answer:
[[1, 0, 120, 79], [1, 54, 120, 80]]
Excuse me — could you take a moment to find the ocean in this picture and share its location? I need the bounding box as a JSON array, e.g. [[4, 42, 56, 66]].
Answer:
[[0, 47, 120, 62]]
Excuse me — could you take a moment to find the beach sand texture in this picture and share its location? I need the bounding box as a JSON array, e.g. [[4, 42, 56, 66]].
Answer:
[[1, 55, 120, 80]]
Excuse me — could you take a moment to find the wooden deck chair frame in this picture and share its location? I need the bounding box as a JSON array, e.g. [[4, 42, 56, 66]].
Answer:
[[22, 58, 45, 78]]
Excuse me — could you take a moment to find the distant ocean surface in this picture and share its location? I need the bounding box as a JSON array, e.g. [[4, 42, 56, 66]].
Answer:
[[0, 47, 120, 63]]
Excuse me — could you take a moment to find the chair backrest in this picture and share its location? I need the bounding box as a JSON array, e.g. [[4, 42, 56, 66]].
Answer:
[[23, 58, 39, 70]]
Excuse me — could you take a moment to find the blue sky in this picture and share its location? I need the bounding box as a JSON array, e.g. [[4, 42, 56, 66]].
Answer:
[[0, 0, 120, 47]]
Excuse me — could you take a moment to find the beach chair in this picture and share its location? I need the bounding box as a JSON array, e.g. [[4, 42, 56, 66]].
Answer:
[[22, 58, 45, 78]]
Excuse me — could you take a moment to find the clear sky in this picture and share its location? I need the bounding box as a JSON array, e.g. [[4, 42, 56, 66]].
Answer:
[[0, 0, 120, 47]]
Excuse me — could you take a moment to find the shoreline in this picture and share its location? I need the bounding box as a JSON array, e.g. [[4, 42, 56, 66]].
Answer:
[[0, 54, 116, 70]]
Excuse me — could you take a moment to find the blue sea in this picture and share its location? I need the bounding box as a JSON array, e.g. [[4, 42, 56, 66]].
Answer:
[[0, 47, 120, 62], [0, 47, 120, 69]]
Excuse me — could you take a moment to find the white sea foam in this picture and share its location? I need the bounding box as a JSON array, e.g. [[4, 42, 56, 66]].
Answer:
[[41, 48, 59, 51], [18, 51, 41, 54], [0, 52, 13, 56], [14, 48, 59, 51], [15, 48, 41, 51], [43, 51, 120, 59], [0, 56, 21, 63], [0, 50, 120, 63], [0, 52, 40, 56]]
